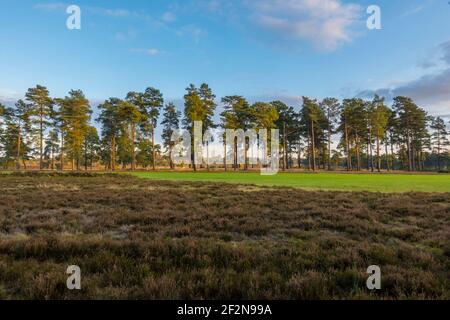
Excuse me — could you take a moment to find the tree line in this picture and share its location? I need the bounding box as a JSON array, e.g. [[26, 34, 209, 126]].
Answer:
[[0, 84, 449, 172]]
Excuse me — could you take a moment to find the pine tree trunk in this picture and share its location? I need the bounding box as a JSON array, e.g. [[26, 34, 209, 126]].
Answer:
[[51, 146, 55, 171], [111, 135, 116, 171], [367, 127, 372, 171], [307, 136, 311, 171], [437, 133, 441, 171], [131, 123, 135, 171], [234, 137, 237, 171], [60, 132, 64, 171], [39, 110, 43, 170], [376, 136, 381, 172], [355, 133, 360, 171], [407, 131, 412, 171], [322, 143, 326, 170], [311, 119, 316, 172], [285, 126, 289, 170], [223, 135, 227, 172], [328, 127, 332, 171], [16, 124, 21, 170], [152, 125, 156, 171], [385, 140, 390, 171], [390, 132, 395, 170], [345, 122, 351, 171], [192, 130, 197, 172], [206, 141, 210, 171], [297, 141, 302, 169], [84, 139, 88, 171], [169, 146, 173, 169], [283, 123, 287, 171]]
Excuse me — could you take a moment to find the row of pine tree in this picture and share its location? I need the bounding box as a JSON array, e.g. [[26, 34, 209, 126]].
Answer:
[[0, 84, 449, 172]]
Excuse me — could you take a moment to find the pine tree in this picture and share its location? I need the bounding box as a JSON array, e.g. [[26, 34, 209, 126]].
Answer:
[[118, 101, 141, 170], [1, 102, 32, 169], [300, 97, 326, 171], [431, 117, 450, 171], [393, 96, 428, 171], [97, 98, 122, 171], [57, 90, 92, 171], [273, 100, 298, 171], [161, 102, 181, 169], [82, 126, 100, 170], [7, 100, 32, 169], [221, 96, 252, 170], [25, 85, 53, 170], [370, 95, 390, 172], [251, 102, 279, 171], [320, 98, 340, 170], [183, 84, 216, 171], [142, 87, 164, 170], [44, 129, 59, 170]]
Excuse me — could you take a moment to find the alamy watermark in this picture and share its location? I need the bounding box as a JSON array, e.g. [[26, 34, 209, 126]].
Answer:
[[64, 264, 381, 292], [66, 265, 81, 290], [367, 5, 382, 30], [171, 121, 280, 175], [65, 4, 381, 31], [66, 5, 81, 30], [366, 265, 381, 290]]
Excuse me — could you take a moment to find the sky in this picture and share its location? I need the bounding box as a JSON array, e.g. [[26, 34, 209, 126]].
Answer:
[[1, 0, 450, 129]]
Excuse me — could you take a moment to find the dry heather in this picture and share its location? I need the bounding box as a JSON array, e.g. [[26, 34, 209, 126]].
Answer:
[[0, 174, 449, 299]]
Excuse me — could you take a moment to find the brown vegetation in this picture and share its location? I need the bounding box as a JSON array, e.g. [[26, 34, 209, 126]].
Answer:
[[0, 173, 448, 299]]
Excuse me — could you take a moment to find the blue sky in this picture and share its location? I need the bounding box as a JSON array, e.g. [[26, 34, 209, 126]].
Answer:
[[1, 0, 450, 122]]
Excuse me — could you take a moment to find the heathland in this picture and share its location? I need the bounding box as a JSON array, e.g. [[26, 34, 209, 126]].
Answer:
[[0, 173, 448, 299]]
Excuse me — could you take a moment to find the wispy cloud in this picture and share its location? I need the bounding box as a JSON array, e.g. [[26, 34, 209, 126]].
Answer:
[[359, 40, 450, 117], [114, 29, 137, 41], [94, 8, 132, 17], [401, 0, 434, 17], [34, 2, 67, 11], [417, 40, 450, 69], [176, 25, 207, 42], [161, 11, 177, 23], [130, 48, 165, 56], [35, 3, 153, 21], [34, 2, 204, 43], [402, 5, 426, 17], [0, 88, 23, 106], [182, 0, 363, 51], [247, 0, 362, 51]]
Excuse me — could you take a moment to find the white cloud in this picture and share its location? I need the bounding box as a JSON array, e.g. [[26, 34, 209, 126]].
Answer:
[[0, 88, 23, 106], [401, 0, 434, 17], [102, 9, 131, 17], [34, 2, 67, 11], [130, 48, 164, 56], [246, 0, 362, 51], [162, 12, 177, 22], [176, 25, 207, 42], [35, 3, 148, 20], [114, 30, 137, 41], [402, 5, 425, 17]]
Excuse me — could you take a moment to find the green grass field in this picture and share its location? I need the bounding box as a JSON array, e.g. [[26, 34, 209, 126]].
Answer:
[[130, 171, 450, 193]]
